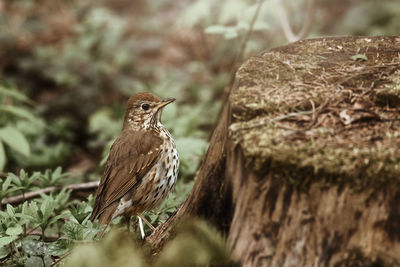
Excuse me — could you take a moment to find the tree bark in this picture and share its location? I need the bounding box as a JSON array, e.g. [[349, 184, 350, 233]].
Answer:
[[148, 36, 400, 266]]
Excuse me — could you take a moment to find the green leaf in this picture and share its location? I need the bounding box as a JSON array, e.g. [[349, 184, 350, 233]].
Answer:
[[53, 167, 62, 178], [0, 105, 38, 122], [0, 141, 5, 171], [6, 204, 15, 217], [16, 213, 34, 221], [253, 20, 269, 31], [39, 196, 59, 224], [37, 209, 44, 221], [176, 137, 208, 176], [224, 29, 238, 39], [236, 21, 250, 31], [2, 176, 12, 191], [26, 255, 53, 267], [23, 239, 47, 256], [204, 25, 227, 35], [0, 245, 11, 259], [350, 54, 368, 61], [6, 224, 23, 236], [0, 210, 8, 218], [8, 172, 21, 187], [29, 202, 39, 214], [29, 172, 41, 184], [0, 236, 17, 246], [0, 126, 30, 156], [40, 198, 51, 219], [47, 239, 70, 257], [0, 86, 32, 103], [48, 214, 66, 226]]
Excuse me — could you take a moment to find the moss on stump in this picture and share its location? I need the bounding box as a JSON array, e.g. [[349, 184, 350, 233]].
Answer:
[[230, 36, 400, 189]]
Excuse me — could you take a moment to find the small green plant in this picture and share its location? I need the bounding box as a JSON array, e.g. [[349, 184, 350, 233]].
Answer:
[[0, 168, 103, 266], [39, 167, 70, 187], [0, 83, 73, 171], [8, 170, 40, 198], [0, 84, 35, 171], [0, 204, 24, 248], [0, 176, 18, 204], [69, 200, 92, 224], [30, 196, 67, 241], [21, 7, 137, 101]]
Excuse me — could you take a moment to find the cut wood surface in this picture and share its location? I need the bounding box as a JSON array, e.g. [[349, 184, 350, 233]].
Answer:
[[148, 36, 400, 267]]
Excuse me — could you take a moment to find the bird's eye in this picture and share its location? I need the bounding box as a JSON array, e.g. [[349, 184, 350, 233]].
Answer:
[[141, 103, 150, 110]]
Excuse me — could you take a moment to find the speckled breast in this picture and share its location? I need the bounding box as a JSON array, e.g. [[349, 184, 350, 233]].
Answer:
[[131, 128, 179, 212]]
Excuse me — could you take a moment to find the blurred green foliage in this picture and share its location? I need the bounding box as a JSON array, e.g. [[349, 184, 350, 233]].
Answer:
[[333, 1, 400, 35], [65, 219, 231, 267], [0, 84, 34, 171], [0, 83, 72, 171], [21, 7, 135, 97]]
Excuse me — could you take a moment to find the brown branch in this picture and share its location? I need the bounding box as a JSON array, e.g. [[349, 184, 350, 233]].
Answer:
[[275, 0, 316, 42], [28, 229, 60, 242], [232, 0, 265, 72], [1, 181, 99, 205]]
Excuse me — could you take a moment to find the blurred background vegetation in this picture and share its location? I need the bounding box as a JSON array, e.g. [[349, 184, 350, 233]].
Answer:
[[0, 0, 399, 265]]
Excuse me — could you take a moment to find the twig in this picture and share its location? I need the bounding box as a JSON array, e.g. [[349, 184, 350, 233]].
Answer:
[[304, 99, 330, 130], [1, 181, 99, 205], [27, 229, 59, 242], [51, 252, 71, 267], [235, 99, 329, 131], [232, 0, 265, 72], [236, 110, 314, 131], [274, 0, 316, 42]]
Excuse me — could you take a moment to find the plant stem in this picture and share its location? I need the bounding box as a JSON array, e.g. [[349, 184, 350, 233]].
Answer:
[[12, 241, 21, 257], [41, 227, 46, 242], [232, 0, 265, 71]]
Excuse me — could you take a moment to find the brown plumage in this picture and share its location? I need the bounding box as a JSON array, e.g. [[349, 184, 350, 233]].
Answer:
[[89, 92, 179, 227]]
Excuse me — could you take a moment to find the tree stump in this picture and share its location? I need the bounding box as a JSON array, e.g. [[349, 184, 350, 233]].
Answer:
[[149, 36, 400, 267]]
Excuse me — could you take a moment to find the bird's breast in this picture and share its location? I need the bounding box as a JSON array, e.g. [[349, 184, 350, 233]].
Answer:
[[131, 127, 179, 211]]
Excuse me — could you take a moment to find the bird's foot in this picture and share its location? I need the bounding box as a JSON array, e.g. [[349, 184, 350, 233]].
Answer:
[[137, 213, 155, 231], [137, 217, 145, 239]]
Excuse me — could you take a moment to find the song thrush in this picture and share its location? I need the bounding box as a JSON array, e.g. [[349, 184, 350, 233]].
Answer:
[[89, 92, 179, 235]]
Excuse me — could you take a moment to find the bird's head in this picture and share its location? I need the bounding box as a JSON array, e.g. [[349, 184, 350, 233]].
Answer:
[[123, 92, 175, 130]]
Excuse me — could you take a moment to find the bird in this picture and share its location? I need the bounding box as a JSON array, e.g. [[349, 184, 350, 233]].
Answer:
[[89, 92, 179, 237]]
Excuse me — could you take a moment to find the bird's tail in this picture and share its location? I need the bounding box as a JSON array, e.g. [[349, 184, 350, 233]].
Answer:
[[90, 202, 118, 225]]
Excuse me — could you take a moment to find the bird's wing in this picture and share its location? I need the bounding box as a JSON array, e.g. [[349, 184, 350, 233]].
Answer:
[[90, 130, 163, 221]]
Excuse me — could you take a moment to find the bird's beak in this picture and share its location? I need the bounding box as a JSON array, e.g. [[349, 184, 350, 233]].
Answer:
[[155, 97, 176, 110]]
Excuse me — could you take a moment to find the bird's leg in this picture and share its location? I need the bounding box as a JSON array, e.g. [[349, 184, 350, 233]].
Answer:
[[98, 222, 110, 238], [137, 216, 145, 239], [131, 217, 138, 232], [124, 215, 131, 233], [137, 213, 155, 231]]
